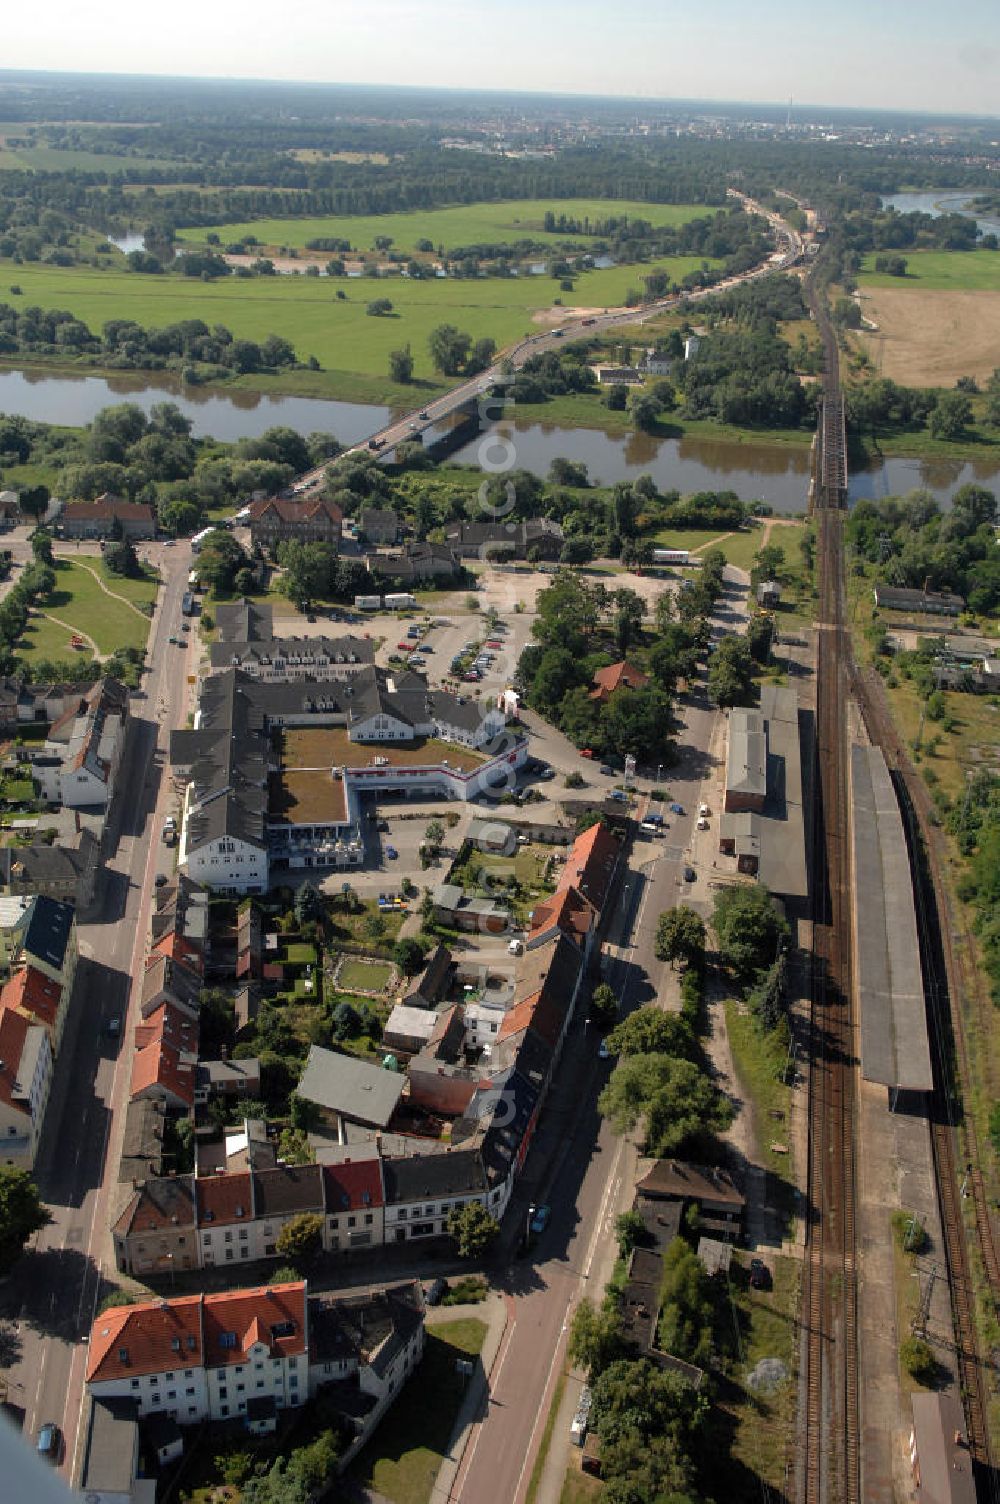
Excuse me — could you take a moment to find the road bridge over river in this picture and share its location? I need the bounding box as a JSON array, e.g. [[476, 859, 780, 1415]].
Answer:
[[288, 194, 803, 491]]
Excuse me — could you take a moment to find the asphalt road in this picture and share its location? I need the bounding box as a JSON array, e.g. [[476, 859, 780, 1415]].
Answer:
[[0, 542, 193, 1479]]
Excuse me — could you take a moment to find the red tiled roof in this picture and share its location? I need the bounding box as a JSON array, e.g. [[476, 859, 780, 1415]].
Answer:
[[130, 1005, 198, 1110], [556, 822, 620, 917], [248, 497, 343, 526], [150, 931, 204, 975], [202, 1282, 307, 1368], [138, 1002, 199, 1055], [528, 884, 594, 947], [497, 986, 564, 1051], [322, 1157, 384, 1213], [87, 1293, 204, 1384], [62, 499, 155, 523], [0, 1006, 32, 1116], [195, 1170, 254, 1228], [589, 660, 649, 701], [0, 965, 62, 1036]]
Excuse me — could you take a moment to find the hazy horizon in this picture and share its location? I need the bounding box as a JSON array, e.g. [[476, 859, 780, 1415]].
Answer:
[[4, 0, 1000, 118]]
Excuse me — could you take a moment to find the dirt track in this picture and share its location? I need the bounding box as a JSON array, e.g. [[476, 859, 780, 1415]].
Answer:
[[857, 286, 1000, 387]]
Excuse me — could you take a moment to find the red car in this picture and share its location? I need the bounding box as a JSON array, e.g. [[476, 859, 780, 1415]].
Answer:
[[485, 639, 502, 649], [580, 748, 595, 759], [397, 641, 413, 651], [463, 671, 481, 682]]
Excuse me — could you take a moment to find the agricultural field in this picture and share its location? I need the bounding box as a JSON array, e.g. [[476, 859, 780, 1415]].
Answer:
[[0, 255, 720, 391], [856, 250, 1000, 389], [176, 199, 714, 255], [0, 143, 181, 174], [859, 250, 1000, 292]]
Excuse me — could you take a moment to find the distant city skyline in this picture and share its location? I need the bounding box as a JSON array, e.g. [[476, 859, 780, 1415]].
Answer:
[[4, 0, 1000, 118]]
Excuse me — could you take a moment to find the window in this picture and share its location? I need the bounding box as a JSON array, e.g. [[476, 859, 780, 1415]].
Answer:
[[165, 1371, 175, 1380], [364, 1213, 373, 1226], [224, 1231, 233, 1244], [239, 1227, 248, 1240], [225, 1248, 234, 1261], [130, 1379, 139, 1390], [185, 1387, 195, 1396], [167, 1390, 176, 1401], [347, 1215, 356, 1229], [220, 1404, 229, 1417], [328, 1217, 338, 1230]]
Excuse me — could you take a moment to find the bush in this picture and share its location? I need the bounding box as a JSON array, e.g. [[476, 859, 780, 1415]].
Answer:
[[900, 1335, 936, 1384], [891, 1210, 929, 1255]]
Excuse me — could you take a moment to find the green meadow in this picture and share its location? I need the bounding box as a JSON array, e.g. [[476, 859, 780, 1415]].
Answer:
[[0, 254, 720, 391], [859, 249, 1000, 291], [176, 198, 713, 254]]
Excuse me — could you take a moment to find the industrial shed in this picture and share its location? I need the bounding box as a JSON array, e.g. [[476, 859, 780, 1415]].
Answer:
[[849, 744, 933, 1096]]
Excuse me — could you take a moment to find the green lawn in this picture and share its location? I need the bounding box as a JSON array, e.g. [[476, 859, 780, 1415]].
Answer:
[[723, 999, 793, 1182], [0, 254, 720, 392], [356, 1318, 487, 1504], [338, 957, 393, 993], [0, 145, 182, 174], [859, 249, 1000, 291], [176, 199, 714, 255], [22, 558, 155, 659], [284, 942, 318, 966], [70, 557, 159, 609], [720, 1254, 801, 1494]]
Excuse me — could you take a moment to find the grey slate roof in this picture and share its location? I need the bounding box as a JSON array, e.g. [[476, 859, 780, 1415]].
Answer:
[[169, 669, 269, 852], [297, 1045, 405, 1128], [19, 892, 74, 970], [216, 600, 274, 643], [850, 744, 932, 1092], [209, 634, 374, 672], [381, 1145, 487, 1205]]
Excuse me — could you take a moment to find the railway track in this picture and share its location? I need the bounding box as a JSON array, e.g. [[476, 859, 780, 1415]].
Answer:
[[851, 665, 1000, 1494], [797, 259, 861, 1504]]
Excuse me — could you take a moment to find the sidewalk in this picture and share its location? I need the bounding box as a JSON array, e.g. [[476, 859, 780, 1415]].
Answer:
[[430, 1291, 514, 1504]]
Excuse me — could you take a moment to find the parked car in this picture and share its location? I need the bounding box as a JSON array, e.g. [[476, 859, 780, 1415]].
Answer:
[[598, 1039, 611, 1060], [749, 1258, 770, 1290], [683, 866, 696, 883], [529, 1203, 551, 1236], [463, 671, 481, 682], [539, 768, 555, 781], [609, 790, 627, 803], [696, 817, 709, 830], [485, 639, 502, 649], [580, 748, 595, 759], [599, 764, 614, 776], [385, 844, 398, 859], [419, 410, 430, 420], [36, 1423, 61, 1463], [670, 802, 685, 815]]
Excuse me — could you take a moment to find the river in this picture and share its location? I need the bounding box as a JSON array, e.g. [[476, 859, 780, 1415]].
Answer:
[[880, 190, 1000, 239], [1, 366, 998, 513]]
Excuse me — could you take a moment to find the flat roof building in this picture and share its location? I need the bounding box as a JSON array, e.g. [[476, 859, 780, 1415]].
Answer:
[[850, 744, 932, 1095], [719, 686, 807, 898]]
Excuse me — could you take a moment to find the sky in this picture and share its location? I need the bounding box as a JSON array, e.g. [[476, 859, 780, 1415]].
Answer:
[[4, 0, 1000, 117]]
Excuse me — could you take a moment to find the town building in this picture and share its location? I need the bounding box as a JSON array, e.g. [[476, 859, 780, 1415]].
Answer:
[[112, 1176, 198, 1279], [873, 584, 965, 616], [444, 519, 564, 561], [59, 496, 156, 540], [0, 1002, 52, 1167], [247, 496, 343, 553], [589, 660, 649, 704], [296, 1046, 406, 1132], [719, 685, 808, 898], [170, 667, 523, 894], [86, 1282, 309, 1425], [358, 507, 400, 545], [366, 541, 460, 584], [0, 826, 100, 908], [28, 678, 129, 810], [86, 1278, 426, 1464]]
